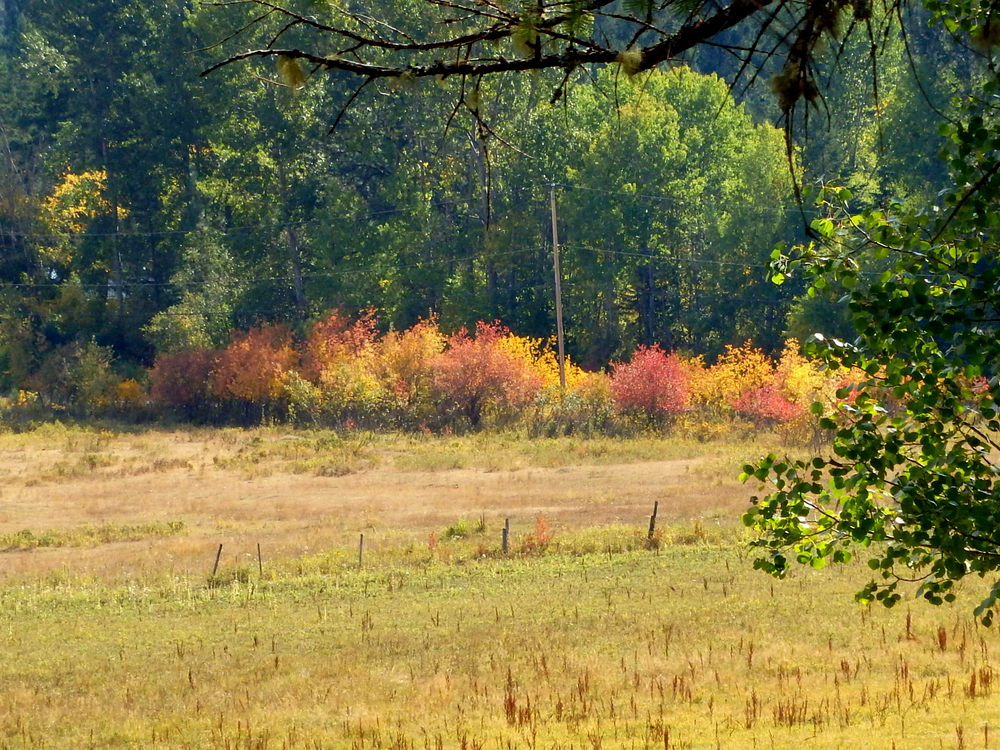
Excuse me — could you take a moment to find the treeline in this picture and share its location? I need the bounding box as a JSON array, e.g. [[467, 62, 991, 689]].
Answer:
[[0, 1, 964, 401], [5, 308, 852, 439]]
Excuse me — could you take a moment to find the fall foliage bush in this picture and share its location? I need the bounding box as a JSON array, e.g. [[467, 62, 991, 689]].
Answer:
[[149, 348, 220, 418], [610, 346, 688, 425], [138, 310, 855, 437], [301, 310, 378, 384], [211, 325, 296, 422], [94, 377, 157, 422], [430, 322, 544, 429], [686, 342, 773, 419], [371, 318, 445, 425], [300, 310, 395, 425], [730, 382, 804, 425]]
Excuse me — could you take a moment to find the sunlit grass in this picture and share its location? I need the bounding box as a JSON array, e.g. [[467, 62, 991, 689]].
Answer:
[[0, 520, 185, 550], [0, 425, 994, 748], [2, 541, 998, 749]]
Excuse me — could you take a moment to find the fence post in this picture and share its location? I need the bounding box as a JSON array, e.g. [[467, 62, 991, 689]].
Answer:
[[211, 543, 223, 577], [501, 518, 510, 555], [647, 501, 659, 542]]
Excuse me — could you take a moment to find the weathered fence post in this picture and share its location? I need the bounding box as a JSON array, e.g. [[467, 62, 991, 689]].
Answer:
[[501, 518, 510, 555], [211, 543, 223, 577], [358, 533, 365, 569], [647, 501, 659, 542]]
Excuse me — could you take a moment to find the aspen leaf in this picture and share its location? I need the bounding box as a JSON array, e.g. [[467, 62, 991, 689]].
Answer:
[[277, 57, 306, 90]]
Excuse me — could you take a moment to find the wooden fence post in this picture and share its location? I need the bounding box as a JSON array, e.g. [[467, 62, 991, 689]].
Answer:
[[647, 501, 659, 542], [211, 543, 223, 577]]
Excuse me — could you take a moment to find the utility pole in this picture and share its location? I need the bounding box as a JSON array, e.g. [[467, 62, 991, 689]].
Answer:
[[549, 184, 567, 389]]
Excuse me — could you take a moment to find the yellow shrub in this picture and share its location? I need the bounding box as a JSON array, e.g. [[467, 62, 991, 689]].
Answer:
[[775, 339, 828, 407], [687, 343, 774, 414], [16, 390, 39, 407], [110, 379, 146, 408], [374, 319, 446, 406], [496, 333, 587, 392]]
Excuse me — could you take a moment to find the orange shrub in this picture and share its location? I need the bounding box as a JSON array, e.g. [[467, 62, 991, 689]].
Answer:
[[302, 310, 378, 382], [299, 310, 390, 421], [212, 324, 296, 404]]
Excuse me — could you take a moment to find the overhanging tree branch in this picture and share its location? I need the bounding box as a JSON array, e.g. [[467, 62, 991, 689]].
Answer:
[[203, 0, 792, 81]]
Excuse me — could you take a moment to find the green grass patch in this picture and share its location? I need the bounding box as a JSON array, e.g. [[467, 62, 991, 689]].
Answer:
[[0, 520, 186, 551]]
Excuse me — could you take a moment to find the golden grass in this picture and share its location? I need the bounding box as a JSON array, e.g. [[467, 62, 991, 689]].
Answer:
[[3, 547, 999, 749], [0, 426, 767, 582], [1, 425, 994, 749]]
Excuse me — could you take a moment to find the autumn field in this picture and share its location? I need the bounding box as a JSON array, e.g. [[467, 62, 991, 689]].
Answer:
[[1, 426, 998, 749]]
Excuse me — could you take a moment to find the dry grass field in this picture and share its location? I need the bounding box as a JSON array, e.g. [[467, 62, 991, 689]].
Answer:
[[0, 425, 756, 582], [1, 425, 998, 749]]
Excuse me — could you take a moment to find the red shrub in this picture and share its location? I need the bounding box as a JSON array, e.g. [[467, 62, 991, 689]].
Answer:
[[731, 382, 804, 424], [610, 346, 689, 421], [431, 321, 544, 427], [149, 349, 219, 409], [519, 516, 555, 554]]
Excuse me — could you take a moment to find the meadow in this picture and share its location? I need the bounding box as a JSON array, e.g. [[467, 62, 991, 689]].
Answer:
[[0, 426, 997, 749]]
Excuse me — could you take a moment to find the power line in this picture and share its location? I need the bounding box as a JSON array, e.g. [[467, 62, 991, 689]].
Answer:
[[0, 246, 541, 291], [551, 182, 807, 218], [4, 201, 475, 241], [562, 242, 775, 270]]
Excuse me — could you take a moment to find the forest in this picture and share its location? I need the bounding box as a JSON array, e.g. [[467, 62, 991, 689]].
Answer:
[[0, 0, 969, 423]]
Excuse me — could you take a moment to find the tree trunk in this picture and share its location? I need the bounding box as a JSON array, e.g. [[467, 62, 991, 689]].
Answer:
[[275, 151, 306, 317], [639, 261, 656, 346]]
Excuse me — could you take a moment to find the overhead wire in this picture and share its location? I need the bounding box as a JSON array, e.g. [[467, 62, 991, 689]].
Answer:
[[562, 242, 776, 270], [2, 180, 812, 323], [3, 201, 473, 241], [0, 245, 542, 292]]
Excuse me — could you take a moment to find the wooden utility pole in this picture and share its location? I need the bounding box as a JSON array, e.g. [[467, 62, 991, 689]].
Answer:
[[549, 184, 567, 389]]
